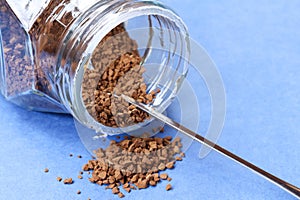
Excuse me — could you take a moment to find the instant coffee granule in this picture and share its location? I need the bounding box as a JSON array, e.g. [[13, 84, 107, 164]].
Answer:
[[56, 177, 63, 182], [63, 178, 73, 185], [82, 136, 184, 198], [166, 183, 172, 191]]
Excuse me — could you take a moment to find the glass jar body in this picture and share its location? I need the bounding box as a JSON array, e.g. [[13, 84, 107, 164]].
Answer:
[[0, 0, 190, 134], [0, 0, 96, 112]]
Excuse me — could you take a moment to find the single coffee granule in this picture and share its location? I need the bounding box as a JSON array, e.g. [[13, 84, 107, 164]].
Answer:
[[56, 177, 62, 182], [69, 154, 73, 157], [166, 161, 175, 169], [175, 156, 183, 161], [82, 135, 184, 198], [164, 136, 172, 141], [166, 183, 172, 191], [160, 173, 168, 180], [112, 187, 119, 194], [44, 168, 49, 173], [158, 163, 166, 171], [78, 175, 83, 179], [77, 190, 81, 195], [118, 192, 125, 198], [77, 155, 82, 159], [63, 178, 73, 184], [149, 180, 157, 186], [159, 127, 165, 133], [124, 187, 131, 193]]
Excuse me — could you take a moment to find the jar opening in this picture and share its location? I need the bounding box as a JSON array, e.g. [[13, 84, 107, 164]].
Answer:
[[59, 1, 190, 134]]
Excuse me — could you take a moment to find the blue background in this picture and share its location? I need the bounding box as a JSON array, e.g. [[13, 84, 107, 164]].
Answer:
[[1, 0, 300, 199]]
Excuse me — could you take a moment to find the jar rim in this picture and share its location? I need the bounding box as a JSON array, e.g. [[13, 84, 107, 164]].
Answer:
[[58, 0, 190, 134]]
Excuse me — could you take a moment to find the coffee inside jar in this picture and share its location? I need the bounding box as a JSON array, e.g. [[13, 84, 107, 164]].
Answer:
[[81, 23, 161, 128]]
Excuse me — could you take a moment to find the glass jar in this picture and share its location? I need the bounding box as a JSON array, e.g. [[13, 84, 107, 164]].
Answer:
[[0, 0, 190, 134]]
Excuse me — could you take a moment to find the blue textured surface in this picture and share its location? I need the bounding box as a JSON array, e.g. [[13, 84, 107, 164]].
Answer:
[[1, 0, 300, 199]]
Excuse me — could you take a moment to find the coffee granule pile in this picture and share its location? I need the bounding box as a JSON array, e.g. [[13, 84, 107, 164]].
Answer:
[[81, 135, 184, 198], [45, 132, 184, 198], [82, 24, 159, 127]]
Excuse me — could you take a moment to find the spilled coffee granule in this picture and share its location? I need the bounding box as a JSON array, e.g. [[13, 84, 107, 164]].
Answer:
[[82, 24, 159, 127], [63, 178, 73, 184], [82, 136, 184, 198], [44, 168, 49, 173], [160, 173, 168, 180], [166, 183, 172, 191], [56, 177, 63, 182]]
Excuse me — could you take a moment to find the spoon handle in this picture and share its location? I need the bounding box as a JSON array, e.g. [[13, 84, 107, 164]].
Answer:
[[122, 94, 300, 199]]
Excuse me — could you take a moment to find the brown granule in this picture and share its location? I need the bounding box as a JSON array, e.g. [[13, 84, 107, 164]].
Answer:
[[77, 190, 81, 195], [63, 178, 73, 184], [112, 187, 119, 194], [118, 192, 125, 198], [44, 168, 49, 173], [166, 162, 174, 169], [149, 180, 157, 186], [158, 163, 166, 171], [160, 173, 168, 180], [166, 184, 172, 191], [124, 187, 131, 193], [78, 175, 83, 179], [56, 177, 62, 182], [159, 127, 165, 133], [175, 156, 183, 161]]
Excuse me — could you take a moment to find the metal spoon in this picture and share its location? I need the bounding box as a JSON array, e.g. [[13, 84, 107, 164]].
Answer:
[[121, 94, 300, 199]]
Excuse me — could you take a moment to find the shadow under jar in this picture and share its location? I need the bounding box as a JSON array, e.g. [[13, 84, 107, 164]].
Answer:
[[0, 0, 190, 135]]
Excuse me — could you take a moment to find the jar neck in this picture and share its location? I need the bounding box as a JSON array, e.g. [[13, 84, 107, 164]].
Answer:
[[57, 0, 190, 134]]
